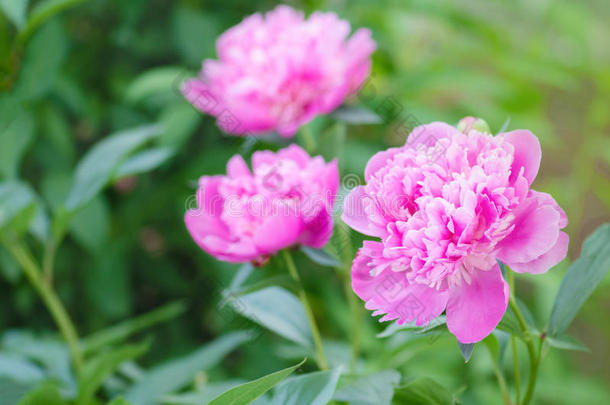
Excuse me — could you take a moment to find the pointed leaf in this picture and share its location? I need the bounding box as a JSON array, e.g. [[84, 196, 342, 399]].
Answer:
[[392, 377, 455, 405], [333, 370, 400, 405], [272, 367, 342, 405], [115, 147, 174, 179], [230, 286, 313, 348], [124, 332, 252, 405], [300, 246, 341, 268], [546, 335, 590, 352], [77, 341, 149, 404], [332, 105, 382, 124], [457, 341, 475, 363], [209, 359, 305, 405], [548, 224, 610, 337], [65, 124, 161, 211]]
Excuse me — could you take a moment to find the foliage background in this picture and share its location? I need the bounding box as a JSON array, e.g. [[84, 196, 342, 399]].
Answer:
[[1, 0, 610, 404]]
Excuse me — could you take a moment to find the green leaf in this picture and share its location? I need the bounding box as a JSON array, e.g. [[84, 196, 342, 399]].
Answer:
[[0, 376, 36, 405], [332, 105, 382, 124], [208, 359, 306, 405], [230, 286, 313, 348], [496, 308, 523, 338], [158, 103, 200, 149], [497, 116, 511, 134], [69, 195, 109, 252], [17, 384, 65, 405], [392, 377, 455, 405], [65, 124, 161, 211], [333, 370, 401, 405], [0, 0, 29, 29], [115, 147, 174, 179], [0, 181, 36, 232], [162, 381, 250, 405], [124, 331, 252, 405], [77, 341, 149, 404], [80, 300, 187, 355], [13, 19, 67, 100], [0, 107, 35, 179], [457, 342, 475, 363], [300, 246, 341, 268], [107, 397, 132, 405], [272, 367, 342, 405], [546, 334, 590, 352], [548, 223, 610, 337], [377, 316, 447, 339], [18, 0, 90, 44], [0, 354, 44, 383], [124, 66, 185, 105]]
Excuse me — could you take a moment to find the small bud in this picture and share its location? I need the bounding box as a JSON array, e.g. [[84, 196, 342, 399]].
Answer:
[[457, 116, 491, 134]]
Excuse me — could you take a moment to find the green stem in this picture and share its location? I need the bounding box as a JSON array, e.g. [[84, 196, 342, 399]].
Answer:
[[42, 237, 58, 286], [487, 344, 514, 405], [4, 240, 83, 372], [507, 271, 521, 403], [299, 124, 316, 154], [282, 249, 328, 370], [507, 271, 540, 405], [337, 223, 361, 370], [511, 336, 521, 403]]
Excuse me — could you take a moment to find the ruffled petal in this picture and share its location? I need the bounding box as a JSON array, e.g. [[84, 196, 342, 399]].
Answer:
[[352, 242, 449, 326]]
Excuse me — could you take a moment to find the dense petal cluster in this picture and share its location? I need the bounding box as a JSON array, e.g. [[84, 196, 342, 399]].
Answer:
[[342, 120, 568, 343], [182, 5, 375, 137], [185, 145, 339, 263]]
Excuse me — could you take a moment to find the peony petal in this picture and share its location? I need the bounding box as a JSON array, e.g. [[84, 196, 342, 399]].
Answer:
[[299, 207, 334, 248], [529, 190, 568, 228], [496, 201, 560, 264], [446, 265, 509, 343], [502, 129, 541, 186], [341, 186, 386, 237], [278, 144, 310, 167], [352, 242, 449, 326], [226, 155, 251, 178], [508, 232, 569, 274], [253, 212, 302, 253], [364, 147, 401, 181], [406, 122, 459, 148]]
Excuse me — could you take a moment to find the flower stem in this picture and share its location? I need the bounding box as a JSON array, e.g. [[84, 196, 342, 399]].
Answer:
[[4, 239, 83, 372], [282, 249, 328, 370], [299, 124, 316, 154], [42, 237, 58, 286], [507, 271, 541, 405], [511, 335, 521, 402], [487, 343, 514, 405], [337, 223, 361, 370]]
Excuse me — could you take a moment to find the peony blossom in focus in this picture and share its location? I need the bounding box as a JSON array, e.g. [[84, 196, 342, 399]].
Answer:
[[342, 119, 568, 343], [185, 145, 339, 264], [181, 5, 375, 137]]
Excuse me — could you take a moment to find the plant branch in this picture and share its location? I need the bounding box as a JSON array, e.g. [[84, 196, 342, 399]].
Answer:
[[282, 249, 328, 370], [4, 239, 83, 372]]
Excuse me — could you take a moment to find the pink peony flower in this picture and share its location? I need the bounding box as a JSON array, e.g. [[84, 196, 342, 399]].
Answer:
[[185, 145, 339, 264], [181, 5, 375, 137], [342, 120, 568, 343]]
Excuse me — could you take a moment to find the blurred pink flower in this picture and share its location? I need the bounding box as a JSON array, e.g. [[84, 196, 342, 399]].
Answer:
[[342, 120, 568, 343], [185, 145, 339, 263], [182, 5, 375, 137]]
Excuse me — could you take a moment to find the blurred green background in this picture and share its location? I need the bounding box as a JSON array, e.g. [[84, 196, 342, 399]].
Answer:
[[1, 0, 609, 404]]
